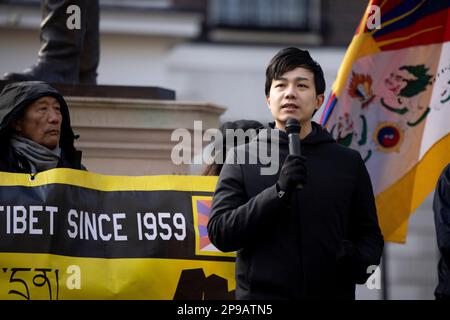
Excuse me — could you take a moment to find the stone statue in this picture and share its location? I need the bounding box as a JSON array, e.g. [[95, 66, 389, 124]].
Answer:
[[2, 0, 99, 85]]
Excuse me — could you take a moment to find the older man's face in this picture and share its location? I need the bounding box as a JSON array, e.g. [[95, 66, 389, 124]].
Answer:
[[15, 96, 62, 149]]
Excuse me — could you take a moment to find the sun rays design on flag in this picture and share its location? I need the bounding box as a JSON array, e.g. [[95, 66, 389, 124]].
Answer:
[[192, 196, 236, 257], [369, 0, 444, 50], [196, 199, 215, 251]]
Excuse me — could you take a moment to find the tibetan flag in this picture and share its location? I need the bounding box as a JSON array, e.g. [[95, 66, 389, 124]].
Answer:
[[320, 0, 450, 242]]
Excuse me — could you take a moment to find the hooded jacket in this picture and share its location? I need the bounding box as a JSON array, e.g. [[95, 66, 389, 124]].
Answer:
[[208, 121, 384, 299], [434, 164, 450, 299], [0, 81, 83, 173]]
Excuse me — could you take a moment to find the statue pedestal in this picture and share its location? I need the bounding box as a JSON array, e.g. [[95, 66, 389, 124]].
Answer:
[[67, 96, 225, 175]]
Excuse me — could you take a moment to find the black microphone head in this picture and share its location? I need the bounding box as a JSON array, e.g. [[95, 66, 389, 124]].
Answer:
[[285, 117, 301, 135]]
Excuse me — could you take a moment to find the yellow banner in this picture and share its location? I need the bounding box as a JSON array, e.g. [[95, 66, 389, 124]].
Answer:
[[0, 169, 235, 300]]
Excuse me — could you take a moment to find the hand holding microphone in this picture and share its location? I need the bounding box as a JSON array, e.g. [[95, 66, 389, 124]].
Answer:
[[277, 118, 307, 197]]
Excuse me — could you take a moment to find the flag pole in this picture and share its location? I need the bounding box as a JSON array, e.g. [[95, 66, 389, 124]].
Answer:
[[381, 248, 389, 300]]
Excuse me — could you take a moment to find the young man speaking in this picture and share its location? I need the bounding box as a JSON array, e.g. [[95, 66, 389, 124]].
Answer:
[[207, 47, 384, 300]]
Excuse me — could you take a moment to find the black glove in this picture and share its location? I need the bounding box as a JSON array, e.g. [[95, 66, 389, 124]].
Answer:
[[276, 154, 307, 197]]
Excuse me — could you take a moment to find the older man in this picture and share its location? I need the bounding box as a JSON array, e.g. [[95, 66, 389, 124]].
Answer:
[[0, 81, 84, 174]]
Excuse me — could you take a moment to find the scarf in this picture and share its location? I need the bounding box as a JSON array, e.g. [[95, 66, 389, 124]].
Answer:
[[11, 135, 61, 174]]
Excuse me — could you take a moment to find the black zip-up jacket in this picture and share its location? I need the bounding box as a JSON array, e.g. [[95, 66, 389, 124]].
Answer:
[[208, 122, 384, 299], [434, 164, 450, 299], [0, 81, 84, 173]]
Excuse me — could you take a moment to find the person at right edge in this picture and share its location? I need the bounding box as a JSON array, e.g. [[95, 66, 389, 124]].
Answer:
[[207, 47, 384, 299], [433, 164, 450, 300]]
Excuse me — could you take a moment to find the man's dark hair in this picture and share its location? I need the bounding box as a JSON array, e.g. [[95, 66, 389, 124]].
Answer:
[[265, 47, 326, 96]]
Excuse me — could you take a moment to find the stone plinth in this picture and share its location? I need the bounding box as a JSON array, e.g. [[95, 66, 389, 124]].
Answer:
[[67, 96, 226, 175]]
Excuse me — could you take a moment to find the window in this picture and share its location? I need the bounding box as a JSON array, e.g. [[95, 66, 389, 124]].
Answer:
[[208, 0, 320, 32]]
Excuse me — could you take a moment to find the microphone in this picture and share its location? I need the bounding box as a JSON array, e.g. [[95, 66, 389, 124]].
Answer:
[[286, 117, 301, 156], [285, 117, 303, 189]]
